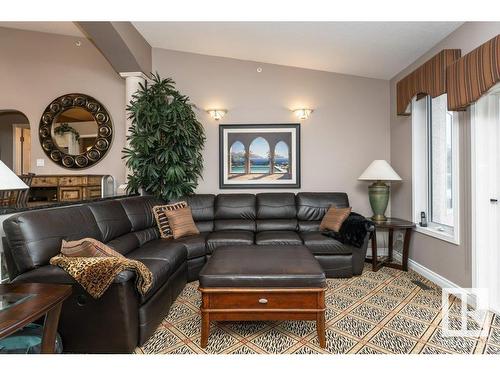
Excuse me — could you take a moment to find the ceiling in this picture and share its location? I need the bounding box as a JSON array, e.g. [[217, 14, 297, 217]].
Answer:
[[0, 22, 463, 79], [0, 21, 85, 37], [133, 22, 463, 79]]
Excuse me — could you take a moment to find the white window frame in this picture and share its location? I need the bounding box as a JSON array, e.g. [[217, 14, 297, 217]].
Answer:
[[411, 94, 460, 245]]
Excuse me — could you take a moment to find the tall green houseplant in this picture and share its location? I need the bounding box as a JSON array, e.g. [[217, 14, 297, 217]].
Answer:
[[123, 73, 206, 201]]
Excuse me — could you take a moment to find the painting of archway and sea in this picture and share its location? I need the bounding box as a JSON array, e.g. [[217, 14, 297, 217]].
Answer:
[[219, 124, 300, 188]]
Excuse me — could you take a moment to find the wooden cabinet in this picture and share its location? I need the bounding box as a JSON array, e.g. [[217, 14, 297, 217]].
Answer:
[[59, 187, 83, 201], [84, 186, 102, 199], [59, 176, 86, 187], [31, 176, 58, 187], [31, 175, 106, 202]]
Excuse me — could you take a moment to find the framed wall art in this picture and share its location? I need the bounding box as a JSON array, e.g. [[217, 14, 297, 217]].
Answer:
[[219, 124, 300, 189]]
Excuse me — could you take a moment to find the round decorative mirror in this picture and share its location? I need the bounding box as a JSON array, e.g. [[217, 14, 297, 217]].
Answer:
[[39, 93, 113, 169]]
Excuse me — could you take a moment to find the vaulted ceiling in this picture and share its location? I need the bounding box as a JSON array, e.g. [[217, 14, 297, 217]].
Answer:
[[133, 22, 463, 79]]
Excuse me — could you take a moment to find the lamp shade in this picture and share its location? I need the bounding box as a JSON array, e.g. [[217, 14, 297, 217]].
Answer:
[[358, 160, 402, 181], [0, 161, 28, 190]]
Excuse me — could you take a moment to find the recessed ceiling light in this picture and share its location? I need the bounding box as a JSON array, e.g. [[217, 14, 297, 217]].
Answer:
[[75, 41, 82, 47], [256, 67, 262, 73]]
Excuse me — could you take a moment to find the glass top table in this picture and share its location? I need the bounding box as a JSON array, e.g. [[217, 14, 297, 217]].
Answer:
[[0, 293, 35, 312]]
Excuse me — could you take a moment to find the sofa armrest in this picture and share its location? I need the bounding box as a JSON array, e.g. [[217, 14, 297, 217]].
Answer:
[[12, 265, 135, 285]]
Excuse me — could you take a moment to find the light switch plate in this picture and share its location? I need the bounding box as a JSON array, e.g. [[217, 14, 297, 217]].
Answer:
[[36, 159, 45, 167]]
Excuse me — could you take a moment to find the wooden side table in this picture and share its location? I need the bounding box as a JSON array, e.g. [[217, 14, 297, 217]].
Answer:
[[366, 218, 416, 272], [0, 283, 72, 353]]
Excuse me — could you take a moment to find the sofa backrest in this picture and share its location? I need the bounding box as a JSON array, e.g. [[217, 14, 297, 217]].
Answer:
[[182, 194, 215, 233], [296, 192, 350, 232], [256, 193, 297, 231], [2, 196, 163, 278], [214, 194, 256, 231], [3, 205, 103, 277], [119, 196, 163, 246]]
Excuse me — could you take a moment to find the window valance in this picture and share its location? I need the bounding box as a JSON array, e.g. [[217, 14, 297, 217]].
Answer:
[[447, 35, 500, 111], [396, 49, 461, 116]]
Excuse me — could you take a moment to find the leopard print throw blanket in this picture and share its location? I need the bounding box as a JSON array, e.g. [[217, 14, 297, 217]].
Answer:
[[50, 255, 153, 299]]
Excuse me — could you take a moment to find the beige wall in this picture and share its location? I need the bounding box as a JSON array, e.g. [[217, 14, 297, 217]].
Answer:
[[0, 27, 127, 184], [390, 22, 500, 287], [153, 48, 390, 216]]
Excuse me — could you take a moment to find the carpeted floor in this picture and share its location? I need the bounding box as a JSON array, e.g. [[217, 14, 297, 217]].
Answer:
[[136, 264, 500, 354]]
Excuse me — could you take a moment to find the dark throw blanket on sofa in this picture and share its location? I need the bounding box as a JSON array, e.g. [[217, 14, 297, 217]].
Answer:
[[322, 213, 374, 248]]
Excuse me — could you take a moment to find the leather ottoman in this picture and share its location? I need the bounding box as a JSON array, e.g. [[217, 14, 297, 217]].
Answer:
[[198, 245, 327, 348]]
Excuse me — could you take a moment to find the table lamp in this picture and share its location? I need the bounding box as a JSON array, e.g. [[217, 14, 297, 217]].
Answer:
[[358, 160, 401, 222], [0, 160, 28, 201]]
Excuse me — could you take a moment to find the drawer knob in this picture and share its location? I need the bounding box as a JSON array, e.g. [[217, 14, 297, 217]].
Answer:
[[258, 298, 268, 304]]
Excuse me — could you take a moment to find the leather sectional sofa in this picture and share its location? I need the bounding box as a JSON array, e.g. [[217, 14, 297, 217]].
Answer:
[[2, 192, 372, 353]]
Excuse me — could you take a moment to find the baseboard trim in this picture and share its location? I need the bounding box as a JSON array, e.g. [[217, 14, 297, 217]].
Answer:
[[402, 255, 477, 307]]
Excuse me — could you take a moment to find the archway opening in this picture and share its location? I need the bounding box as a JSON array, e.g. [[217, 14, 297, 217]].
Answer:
[[229, 141, 246, 174], [0, 109, 31, 174], [249, 137, 270, 174], [274, 141, 289, 174]]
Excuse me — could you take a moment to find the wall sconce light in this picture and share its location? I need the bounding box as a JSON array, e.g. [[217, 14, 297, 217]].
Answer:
[[206, 109, 227, 120], [293, 108, 313, 120]]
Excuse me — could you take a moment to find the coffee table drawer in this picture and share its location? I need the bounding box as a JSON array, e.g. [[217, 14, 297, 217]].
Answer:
[[208, 291, 318, 309]]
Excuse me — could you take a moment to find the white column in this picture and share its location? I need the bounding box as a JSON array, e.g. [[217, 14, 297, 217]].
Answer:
[[117, 72, 148, 194]]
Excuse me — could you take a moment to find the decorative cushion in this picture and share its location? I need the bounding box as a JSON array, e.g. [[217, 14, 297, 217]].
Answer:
[[319, 206, 352, 232], [152, 201, 187, 239], [61, 238, 124, 258], [164, 206, 200, 239]]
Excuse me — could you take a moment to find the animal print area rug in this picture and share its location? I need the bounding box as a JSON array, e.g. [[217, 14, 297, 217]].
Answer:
[[136, 264, 500, 354]]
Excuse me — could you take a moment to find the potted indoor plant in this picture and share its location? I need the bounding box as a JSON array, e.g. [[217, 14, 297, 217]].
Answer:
[[123, 73, 206, 201]]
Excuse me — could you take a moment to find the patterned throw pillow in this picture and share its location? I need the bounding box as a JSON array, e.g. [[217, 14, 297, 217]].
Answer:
[[152, 201, 188, 239], [164, 206, 200, 239], [319, 206, 352, 232], [61, 238, 124, 258]]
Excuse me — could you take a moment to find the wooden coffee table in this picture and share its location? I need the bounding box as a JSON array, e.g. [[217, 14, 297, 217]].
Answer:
[[0, 283, 72, 353], [198, 245, 326, 349]]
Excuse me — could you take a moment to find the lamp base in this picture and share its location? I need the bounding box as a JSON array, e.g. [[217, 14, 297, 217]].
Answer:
[[371, 213, 388, 222], [368, 181, 390, 222]]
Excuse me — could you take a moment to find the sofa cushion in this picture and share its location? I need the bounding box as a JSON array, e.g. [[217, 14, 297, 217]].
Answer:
[[214, 219, 256, 232], [119, 196, 164, 232], [107, 233, 141, 255], [182, 194, 215, 221], [88, 200, 132, 242], [127, 240, 187, 272], [298, 220, 321, 232], [171, 233, 207, 260], [215, 194, 256, 220], [131, 258, 171, 303], [177, 194, 215, 233], [255, 231, 303, 246], [256, 193, 296, 219], [300, 232, 353, 255], [206, 230, 254, 253], [214, 194, 256, 232], [296, 192, 350, 221], [256, 219, 297, 232]]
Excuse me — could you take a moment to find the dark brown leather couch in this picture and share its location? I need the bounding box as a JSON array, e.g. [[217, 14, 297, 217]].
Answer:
[[2, 192, 372, 353]]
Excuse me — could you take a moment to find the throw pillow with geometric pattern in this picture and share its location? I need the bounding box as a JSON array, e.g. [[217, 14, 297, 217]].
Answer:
[[152, 201, 188, 239]]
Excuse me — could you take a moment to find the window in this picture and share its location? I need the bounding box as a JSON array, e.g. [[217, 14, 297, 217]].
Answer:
[[412, 94, 460, 244]]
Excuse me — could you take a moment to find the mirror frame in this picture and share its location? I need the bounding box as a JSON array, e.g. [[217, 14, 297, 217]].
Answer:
[[39, 93, 113, 169]]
